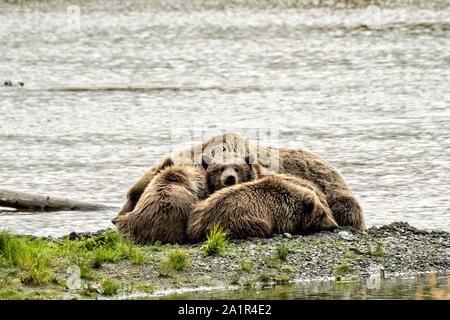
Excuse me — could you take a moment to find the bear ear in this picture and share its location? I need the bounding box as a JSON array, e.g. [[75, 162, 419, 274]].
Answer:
[[303, 196, 316, 216], [158, 157, 174, 171], [245, 154, 255, 166], [202, 155, 212, 170]]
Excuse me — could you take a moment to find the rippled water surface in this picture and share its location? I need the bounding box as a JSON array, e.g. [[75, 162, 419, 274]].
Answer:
[[156, 273, 450, 300], [1, 0, 449, 236]]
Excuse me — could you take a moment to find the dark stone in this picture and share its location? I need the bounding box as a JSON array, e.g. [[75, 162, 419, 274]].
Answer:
[[68, 232, 79, 240]]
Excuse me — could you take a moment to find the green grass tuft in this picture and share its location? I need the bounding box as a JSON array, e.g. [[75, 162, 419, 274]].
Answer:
[[258, 272, 291, 285], [202, 223, 229, 256], [239, 260, 254, 272], [157, 249, 190, 277], [157, 262, 172, 277], [0, 232, 52, 285], [0, 230, 146, 287], [333, 263, 354, 280], [265, 256, 281, 269], [166, 249, 190, 271], [275, 245, 289, 261], [80, 231, 120, 251], [60, 230, 147, 269], [263, 245, 290, 269], [101, 278, 120, 296]]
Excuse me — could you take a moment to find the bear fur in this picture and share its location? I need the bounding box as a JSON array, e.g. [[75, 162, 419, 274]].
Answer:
[[187, 174, 338, 242], [114, 164, 206, 245], [202, 152, 261, 195], [115, 132, 366, 231]]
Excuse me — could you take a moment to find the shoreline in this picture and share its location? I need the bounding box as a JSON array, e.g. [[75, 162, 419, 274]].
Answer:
[[1, 222, 449, 299]]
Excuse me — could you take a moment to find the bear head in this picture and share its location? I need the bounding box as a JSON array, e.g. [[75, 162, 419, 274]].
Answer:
[[202, 152, 260, 195], [295, 191, 338, 233]]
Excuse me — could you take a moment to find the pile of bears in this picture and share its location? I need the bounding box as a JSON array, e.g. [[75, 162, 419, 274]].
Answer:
[[112, 133, 366, 244]]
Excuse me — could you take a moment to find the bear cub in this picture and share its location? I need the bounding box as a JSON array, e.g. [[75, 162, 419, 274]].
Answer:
[[114, 161, 206, 245], [187, 174, 338, 242]]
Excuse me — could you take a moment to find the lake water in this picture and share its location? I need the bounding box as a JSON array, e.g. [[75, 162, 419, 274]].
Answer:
[[155, 272, 450, 300], [0, 0, 450, 237]]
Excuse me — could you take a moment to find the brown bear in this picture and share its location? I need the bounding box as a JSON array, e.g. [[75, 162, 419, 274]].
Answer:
[[202, 152, 261, 195], [114, 132, 366, 231], [114, 163, 206, 245], [187, 174, 338, 242]]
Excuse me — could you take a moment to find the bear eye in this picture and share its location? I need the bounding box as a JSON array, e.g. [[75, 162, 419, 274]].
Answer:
[[220, 167, 225, 172]]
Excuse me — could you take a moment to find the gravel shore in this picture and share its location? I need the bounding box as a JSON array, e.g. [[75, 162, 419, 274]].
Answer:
[[99, 222, 450, 296]]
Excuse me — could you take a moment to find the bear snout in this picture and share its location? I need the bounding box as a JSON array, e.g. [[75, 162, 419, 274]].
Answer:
[[320, 214, 338, 230], [221, 167, 238, 187], [111, 217, 118, 225], [224, 175, 236, 186]]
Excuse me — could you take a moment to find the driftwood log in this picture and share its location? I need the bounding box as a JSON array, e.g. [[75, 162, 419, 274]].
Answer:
[[0, 189, 114, 212]]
